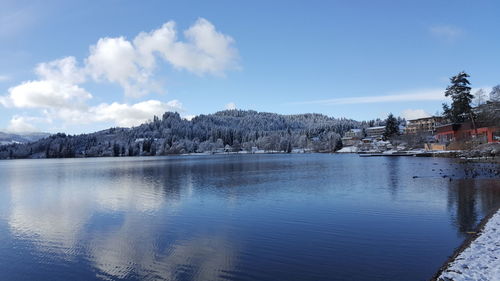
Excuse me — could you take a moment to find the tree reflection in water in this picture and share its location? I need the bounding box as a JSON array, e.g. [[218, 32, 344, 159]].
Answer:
[[0, 155, 499, 281]]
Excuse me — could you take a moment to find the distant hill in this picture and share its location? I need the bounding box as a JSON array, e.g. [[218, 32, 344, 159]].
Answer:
[[0, 132, 51, 146], [0, 110, 367, 159]]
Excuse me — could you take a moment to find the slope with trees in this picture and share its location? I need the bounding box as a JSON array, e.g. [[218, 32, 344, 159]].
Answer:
[[0, 110, 363, 159]]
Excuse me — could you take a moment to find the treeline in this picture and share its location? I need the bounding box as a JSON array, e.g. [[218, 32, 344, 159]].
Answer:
[[0, 110, 371, 159]]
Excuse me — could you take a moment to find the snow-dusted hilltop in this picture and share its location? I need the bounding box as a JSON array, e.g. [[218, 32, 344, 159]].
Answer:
[[0, 132, 50, 145], [0, 110, 364, 159]]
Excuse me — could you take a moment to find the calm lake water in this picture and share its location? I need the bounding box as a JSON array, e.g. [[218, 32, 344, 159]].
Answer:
[[0, 154, 499, 281]]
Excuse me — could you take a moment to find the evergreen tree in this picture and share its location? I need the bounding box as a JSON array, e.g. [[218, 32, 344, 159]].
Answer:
[[334, 138, 343, 151], [442, 71, 473, 123], [383, 113, 399, 139], [113, 143, 120, 156]]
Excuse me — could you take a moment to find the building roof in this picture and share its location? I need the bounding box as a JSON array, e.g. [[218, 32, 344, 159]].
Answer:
[[366, 126, 385, 130], [407, 116, 443, 122]]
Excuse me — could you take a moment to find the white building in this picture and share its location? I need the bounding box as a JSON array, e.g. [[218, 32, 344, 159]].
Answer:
[[365, 126, 385, 139]]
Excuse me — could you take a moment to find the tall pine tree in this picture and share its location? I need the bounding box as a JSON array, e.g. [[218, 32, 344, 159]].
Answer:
[[383, 113, 399, 139], [442, 71, 473, 123]]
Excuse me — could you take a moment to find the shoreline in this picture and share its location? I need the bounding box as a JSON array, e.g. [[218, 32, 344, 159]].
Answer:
[[0, 150, 319, 160], [431, 208, 500, 281], [1, 149, 499, 162], [342, 149, 500, 163]]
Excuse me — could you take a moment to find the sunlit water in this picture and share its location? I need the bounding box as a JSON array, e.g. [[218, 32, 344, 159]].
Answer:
[[0, 154, 499, 281]]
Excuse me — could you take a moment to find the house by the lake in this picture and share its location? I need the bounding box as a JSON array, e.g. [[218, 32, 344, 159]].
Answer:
[[405, 116, 443, 135], [341, 128, 363, 146], [435, 121, 499, 145], [365, 126, 385, 140]]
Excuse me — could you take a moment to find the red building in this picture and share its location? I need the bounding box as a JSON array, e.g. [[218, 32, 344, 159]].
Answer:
[[436, 122, 500, 144]]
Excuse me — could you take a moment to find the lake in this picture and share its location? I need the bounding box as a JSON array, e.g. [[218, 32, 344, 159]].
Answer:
[[0, 154, 498, 281]]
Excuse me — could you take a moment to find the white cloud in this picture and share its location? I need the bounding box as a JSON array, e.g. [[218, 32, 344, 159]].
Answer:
[[90, 100, 183, 127], [86, 37, 152, 97], [1, 18, 236, 132], [36, 56, 86, 84], [6, 116, 38, 133], [133, 19, 239, 75], [133, 21, 178, 70], [9, 99, 184, 132], [1, 57, 183, 129], [400, 109, 431, 120], [0, 75, 9, 82], [170, 18, 239, 75], [3, 79, 91, 109], [292, 88, 447, 106], [1, 57, 91, 111], [429, 25, 464, 42], [87, 18, 239, 97], [225, 102, 237, 110]]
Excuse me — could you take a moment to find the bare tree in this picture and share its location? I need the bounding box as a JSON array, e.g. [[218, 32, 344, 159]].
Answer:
[[473, 88, 486, 106], [490, 85, 500, 102]]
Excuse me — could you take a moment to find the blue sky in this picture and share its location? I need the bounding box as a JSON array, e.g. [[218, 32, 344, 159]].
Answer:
[[1, 0, 499, 134]]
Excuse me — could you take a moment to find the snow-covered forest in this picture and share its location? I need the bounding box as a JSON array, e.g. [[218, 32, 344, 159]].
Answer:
[[0, 110, 374, 159], [0, 132, 50, 145]]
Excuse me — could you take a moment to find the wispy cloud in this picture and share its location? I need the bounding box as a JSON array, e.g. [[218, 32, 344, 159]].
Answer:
[[429, 25, 464, 42], [0, 75, 10, 82], [400, 109, 431, 120], [290, 89, 447, 106]]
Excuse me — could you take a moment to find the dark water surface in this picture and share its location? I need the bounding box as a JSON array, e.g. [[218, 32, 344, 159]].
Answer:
[[0, 154, 499, 281]]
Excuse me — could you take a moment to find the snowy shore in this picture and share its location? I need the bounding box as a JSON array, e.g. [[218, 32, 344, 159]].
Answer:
[[437, 209, 500, 281]]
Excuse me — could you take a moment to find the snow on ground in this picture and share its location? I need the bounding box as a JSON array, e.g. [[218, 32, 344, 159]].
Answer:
[[337, 146, 358, 153], [438, 210, 500, 281]]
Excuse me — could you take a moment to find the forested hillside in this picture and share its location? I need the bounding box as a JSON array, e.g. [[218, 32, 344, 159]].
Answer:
[[0, 132, 50, 145], [0, 110, 368, 159]]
